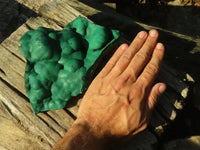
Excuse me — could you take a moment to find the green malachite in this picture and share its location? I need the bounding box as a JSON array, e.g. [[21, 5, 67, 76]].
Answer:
[[20, 16, 120, 113]]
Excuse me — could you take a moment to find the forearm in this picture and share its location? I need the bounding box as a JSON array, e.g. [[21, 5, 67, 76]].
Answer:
[[51, 122, 108, 150]]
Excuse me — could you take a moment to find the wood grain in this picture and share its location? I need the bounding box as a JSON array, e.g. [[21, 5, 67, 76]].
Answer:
[[0, 0, 197, 149], [0, 100, 48, 150]]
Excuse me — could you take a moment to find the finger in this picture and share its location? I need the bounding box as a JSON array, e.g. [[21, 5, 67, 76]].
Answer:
[[120, 30, 159, 82], [108, 31, 148, 78], [98, 43, 129, 78], [137, 42, 165, 87], [147, 83, 166, 110]]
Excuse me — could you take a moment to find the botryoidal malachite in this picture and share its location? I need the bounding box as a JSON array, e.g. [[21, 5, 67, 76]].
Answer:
[[20, 16, 120, 113]]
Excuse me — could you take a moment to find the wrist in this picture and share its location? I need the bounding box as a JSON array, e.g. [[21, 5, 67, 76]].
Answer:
[[52, 120, 109, 150], [72, 119, 124, 149], [71, 120, 108, 150]]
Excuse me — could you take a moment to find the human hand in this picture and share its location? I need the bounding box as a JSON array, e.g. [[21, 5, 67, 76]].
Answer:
[[75, 30, 166, 137], [52, 30, 166, 150]]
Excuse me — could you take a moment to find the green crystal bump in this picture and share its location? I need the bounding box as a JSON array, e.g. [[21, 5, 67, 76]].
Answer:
[[20, 16, 120, 113]]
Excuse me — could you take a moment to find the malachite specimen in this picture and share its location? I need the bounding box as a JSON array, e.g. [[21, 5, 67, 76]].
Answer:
[[20, 16, 120, 113]]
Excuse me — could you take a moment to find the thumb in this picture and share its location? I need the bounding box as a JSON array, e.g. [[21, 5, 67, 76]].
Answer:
[[147, 83, 166, 110]]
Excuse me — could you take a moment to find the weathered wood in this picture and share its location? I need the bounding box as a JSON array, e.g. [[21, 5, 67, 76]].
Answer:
[[118, 130, 158, 150], [1, 24, 28, 62], [25, 16, 62, 30], [0, 45, 26, 95], [47, 110, 74, 130], [39, 0, 86, 27], [16, 0, 51, 12], [1, 0, 197, 149], [0, 45, 25, 77], [0, 100, 47, 150], [0, 79, 59, 147], [158, 64, 189, 99], [162, 136, 200, 150]]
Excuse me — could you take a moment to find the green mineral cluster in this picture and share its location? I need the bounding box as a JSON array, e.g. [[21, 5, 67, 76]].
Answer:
[[20, 16, 120, 113]]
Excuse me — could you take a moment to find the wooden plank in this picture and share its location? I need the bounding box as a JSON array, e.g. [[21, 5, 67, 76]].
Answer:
[[25, 17, 62, 30], [162, 136, 200, 150], [39, 1, 86, 27], [0, 2, 193, 148], [118, 130, 158, 150], [0, 45, 25, 77], [0, 100, 47, 150], [158, 64, 189, 99], [16, 0, 51, 13], [0, 45, 26, 95], [47, 110, 74, 131], [1, 24, 28, 62], [156, 93, 177, 121], [0, 79, 60, 147]]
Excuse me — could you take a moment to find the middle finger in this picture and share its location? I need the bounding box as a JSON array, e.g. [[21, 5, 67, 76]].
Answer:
[[108, 31, 148, 79], [120, 30, 159, 83]]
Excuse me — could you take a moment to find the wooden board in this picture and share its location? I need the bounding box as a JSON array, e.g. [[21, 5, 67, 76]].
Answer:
[[16, 0, 51, 12], [0, 99, 49, 150], [0, 0, 198, 149]]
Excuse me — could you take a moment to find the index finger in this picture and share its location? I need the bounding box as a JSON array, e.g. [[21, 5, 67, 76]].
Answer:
[[137, 43, 165, 87]]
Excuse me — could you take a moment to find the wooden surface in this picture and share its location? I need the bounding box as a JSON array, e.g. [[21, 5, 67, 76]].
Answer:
[[0, 0, 199, 149]]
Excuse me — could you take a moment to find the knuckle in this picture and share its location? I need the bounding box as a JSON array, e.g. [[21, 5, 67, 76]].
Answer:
[[121, 53, 132, 61], [113, 65, 123, 73], [135, 53, 148, 62], [145, 40, 154, 49], [106, 61, 115, 69], [146, 63, 159, 75], [130, 85, 144, 100], [129, 70, 137, 81], [140, 74, 149, 83]]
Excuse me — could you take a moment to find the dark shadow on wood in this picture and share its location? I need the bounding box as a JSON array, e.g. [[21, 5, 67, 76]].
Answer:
[[87, 12, 198, 77], [116, 1, 200, 38], [73, 1, 200, 149], [65, 94, 83, 109], [79, 0, 200, 37], [0, 0, 37, 43]]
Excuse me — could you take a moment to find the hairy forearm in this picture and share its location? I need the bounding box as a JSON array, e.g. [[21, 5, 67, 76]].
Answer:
[[51, 122, 108, 150]]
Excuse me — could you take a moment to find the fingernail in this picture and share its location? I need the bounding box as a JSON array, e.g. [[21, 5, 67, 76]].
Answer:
[[156, 43, 164, 50], [138, 31, 146, 39], [159, 85, 166, 94], [149, 30, 158, 37], [121, 44, 128, 50]]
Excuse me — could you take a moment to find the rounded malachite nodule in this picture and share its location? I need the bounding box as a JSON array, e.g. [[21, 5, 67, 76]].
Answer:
[[20, 16, 120, 113]]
